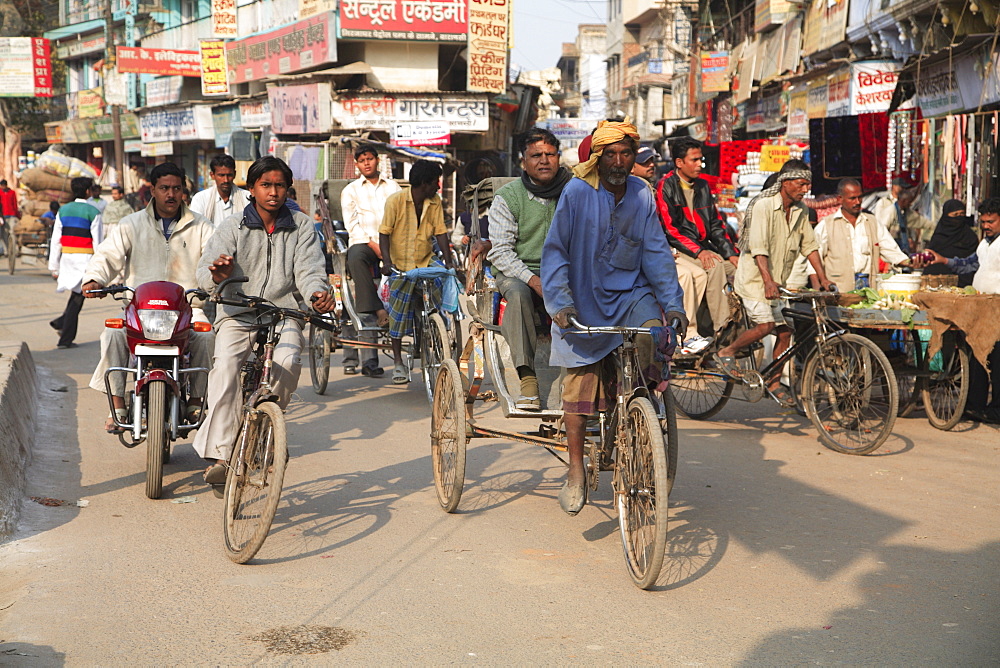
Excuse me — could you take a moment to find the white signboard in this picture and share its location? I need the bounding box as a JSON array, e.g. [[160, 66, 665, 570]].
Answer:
[[0, 37, 39, 97], [916, 60, 965, 117], [849, 60, 899, 115], [239, 99, 271, 128], [141, 141, 174, 157], [145, 76, 184, 107], [333, 95, 489, 131], [139, 105, 215, 142], [392, 121, 451, 146], [211, 0, 238, 38]]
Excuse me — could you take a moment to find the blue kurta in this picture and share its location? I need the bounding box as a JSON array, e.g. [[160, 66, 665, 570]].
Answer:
[[542, 175, 685, 368]]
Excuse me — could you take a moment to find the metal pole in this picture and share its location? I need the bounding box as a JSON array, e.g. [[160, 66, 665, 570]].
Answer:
[[105, 2, 125, 189]]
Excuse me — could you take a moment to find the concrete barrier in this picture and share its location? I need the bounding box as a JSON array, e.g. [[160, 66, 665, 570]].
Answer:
[[0, 341, 37, 538]]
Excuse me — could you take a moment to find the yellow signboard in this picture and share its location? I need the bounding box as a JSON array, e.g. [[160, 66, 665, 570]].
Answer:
[[760, 144, 791, 172]]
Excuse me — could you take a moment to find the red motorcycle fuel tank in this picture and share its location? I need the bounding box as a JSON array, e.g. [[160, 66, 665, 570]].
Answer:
[[123, 281, 194, 355]]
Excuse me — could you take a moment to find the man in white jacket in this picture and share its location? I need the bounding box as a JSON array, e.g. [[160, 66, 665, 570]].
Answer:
[[189, 154, 251, 228], [82, 162, 216, 433]]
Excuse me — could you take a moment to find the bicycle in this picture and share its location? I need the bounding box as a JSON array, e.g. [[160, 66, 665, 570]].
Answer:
[[432, 315, 681, 589], [213, 276, 336, 564], [671, 289, 899, 455]]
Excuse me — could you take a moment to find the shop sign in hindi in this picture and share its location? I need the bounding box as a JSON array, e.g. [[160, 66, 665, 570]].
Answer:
[[916, 60, 965, 117], [299, 0, 335, 17], [0, 37, 53, 97], [850, 61, 899, 115], [267, 83, 332, 134], [77, 89, 104, 118], [145, 76, 184, 106], [543, 118, 597, 142], [141, 141, 174, 157], [117, 47, 201, 77], [806, 78, 828, 118], [211, 0, 238, 38], [333, 94, 489, 131], [760, 144, 790, 172], [466, 0, 508, 94], [200, 40, 230, 96], [140, 105, 214, 142], [227, 11, 337, 84], [338, 0, 467, 42], [826, 68, 851, 117], [239, 99, 271, 127], [212, 105, 242, 148], [700, 51, 729, 93], [391, 121, 451, 146], [787, 89, 809, 137]]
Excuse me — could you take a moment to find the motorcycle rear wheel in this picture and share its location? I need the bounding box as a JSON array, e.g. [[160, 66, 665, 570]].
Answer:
[[145, 380, 169, 499]]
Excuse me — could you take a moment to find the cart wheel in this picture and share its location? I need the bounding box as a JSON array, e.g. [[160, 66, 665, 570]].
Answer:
[[921, 339, 969, 431], [669, 363, 733, 420], [892, 330, 922, 417], [7, 234, 16, 275], [431, 359, 467, 512], [308, 322, 331, 395], [802, 333, 898, 455], [420, 313, 449, 406], [616, 396, 669, 589]]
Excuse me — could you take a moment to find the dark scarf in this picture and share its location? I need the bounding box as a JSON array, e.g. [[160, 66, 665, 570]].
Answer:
[[926, 199, 979, 259], [521, 166, 572, 200]]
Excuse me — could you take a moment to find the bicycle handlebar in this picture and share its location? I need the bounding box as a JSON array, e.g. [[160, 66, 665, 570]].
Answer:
[[568, 316, 682, 335]]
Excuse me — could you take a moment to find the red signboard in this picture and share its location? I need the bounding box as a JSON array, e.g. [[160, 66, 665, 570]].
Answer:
[[116, 47, 202, 77], [226, 11, 338, 85], [338, 0, 467, 42], [33, 38, 53, 97]]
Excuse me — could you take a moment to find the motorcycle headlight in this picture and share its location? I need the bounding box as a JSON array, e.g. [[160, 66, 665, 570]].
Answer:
[[137, 309, 180, 341]]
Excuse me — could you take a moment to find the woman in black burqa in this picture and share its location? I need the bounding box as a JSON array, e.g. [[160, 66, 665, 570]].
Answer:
[[923, 199, 980, 287]]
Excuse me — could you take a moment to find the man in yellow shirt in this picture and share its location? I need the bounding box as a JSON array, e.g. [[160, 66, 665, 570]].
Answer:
[[378, 160, 454, 383]]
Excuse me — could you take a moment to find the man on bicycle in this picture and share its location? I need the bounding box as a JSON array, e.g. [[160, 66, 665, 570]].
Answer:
[[714, 167, 836, 406], [81, 161, 216, 433], [195, 156, 335, 485], [542, 118, 687, 516], [486, 127, 572, 410]]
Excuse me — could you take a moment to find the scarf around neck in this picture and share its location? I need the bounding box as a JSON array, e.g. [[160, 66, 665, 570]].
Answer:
[[521, 166, 572, 200]]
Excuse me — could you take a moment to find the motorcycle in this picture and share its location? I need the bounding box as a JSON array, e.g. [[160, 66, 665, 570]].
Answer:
[[89, 281, 211, 499]]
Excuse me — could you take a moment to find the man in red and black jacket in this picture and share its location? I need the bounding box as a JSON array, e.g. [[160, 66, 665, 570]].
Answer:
[[655, 137, 738, 335]]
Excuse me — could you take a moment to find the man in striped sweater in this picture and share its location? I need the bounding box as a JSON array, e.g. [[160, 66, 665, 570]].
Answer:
[[48, 177, 102, 349]]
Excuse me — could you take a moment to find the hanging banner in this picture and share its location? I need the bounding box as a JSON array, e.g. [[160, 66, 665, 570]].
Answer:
[[211, 0, 238, 38], [200, 40, 230, 96], [466, 0, 508, 93], [826, 68, 851, 117], [802, 0, 848, 56], [787, 89, 809, 137], [267, 83, 332, 134], [117, 47, 201, 77], [700, 51, 729, 93], [338, 0, 468, 42], [227, 11, 337, 85], [0, 37, 53, 97], [850, 60, 899, 115]]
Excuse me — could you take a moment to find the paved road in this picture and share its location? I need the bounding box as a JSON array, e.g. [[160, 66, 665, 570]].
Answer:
[[1, 265, 998, 665]]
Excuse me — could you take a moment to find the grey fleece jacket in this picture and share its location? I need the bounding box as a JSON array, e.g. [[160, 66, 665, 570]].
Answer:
[[197, 204, 329, 325]]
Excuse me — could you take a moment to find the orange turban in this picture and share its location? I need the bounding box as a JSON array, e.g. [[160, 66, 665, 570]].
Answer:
[[571, 118, 641, 189]]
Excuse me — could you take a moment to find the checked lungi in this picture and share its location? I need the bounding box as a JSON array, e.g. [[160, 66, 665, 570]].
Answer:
[[386, 262, 446, 339]]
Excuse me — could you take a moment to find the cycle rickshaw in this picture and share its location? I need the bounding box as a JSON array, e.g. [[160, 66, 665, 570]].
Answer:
[[306, 179, 460, 404], [427, 184, 680, 590]]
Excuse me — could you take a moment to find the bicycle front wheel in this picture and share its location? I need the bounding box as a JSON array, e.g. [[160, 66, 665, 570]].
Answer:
[[802, 333, 898, 455], [616, 397, 669, 589], [431, 359, 467, 512], [223, 401, 287, 564], [308, 323, 331, 395], [421, 313, 449, 406], [669, 366, 733, 420]]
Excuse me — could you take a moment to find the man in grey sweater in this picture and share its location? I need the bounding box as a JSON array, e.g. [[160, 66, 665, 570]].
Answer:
[[194, 156, 335, 484]]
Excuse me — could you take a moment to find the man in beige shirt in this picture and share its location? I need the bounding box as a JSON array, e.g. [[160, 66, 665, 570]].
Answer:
[[715, 168, 835, 405]]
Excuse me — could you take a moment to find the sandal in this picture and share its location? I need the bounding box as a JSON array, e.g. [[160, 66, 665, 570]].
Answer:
[[185, 403, 204, 424], [391, 363, 409, 385], [204, 462, 227, 485], [106, 408, 128, 434], [768, 384, 796, 408], [712, 353, 744, 379]]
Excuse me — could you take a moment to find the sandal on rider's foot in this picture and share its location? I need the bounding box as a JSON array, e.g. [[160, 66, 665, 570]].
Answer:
[[106, 408, 128, 434], [204, 462, 227, 485], [768, 384, 796, 408], [391, 363, 409, 385], [185, 403, 204, 424], [712, 353, 744, 379], [558, 479, 587, 516]]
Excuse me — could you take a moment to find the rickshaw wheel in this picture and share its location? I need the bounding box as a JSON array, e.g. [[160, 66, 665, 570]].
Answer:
[[308, 322, 331, 395], [421, 313, 450, 406], [922, 340, 969, 431], [431, 359, 467, 512], [669, 366, 733, 420], [615, 396, 669, 590]]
